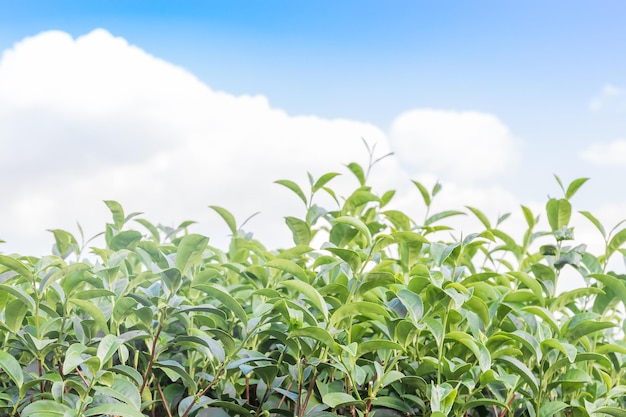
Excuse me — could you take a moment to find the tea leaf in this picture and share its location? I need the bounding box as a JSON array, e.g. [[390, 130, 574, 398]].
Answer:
[[275, 179, 307, 206], [0, 350, 23, 388]]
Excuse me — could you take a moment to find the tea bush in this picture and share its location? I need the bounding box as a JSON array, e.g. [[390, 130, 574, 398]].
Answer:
[[1, 150, 626, 417]]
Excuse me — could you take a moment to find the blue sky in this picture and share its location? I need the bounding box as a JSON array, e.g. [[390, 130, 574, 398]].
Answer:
[[1, 1, 626, 267]]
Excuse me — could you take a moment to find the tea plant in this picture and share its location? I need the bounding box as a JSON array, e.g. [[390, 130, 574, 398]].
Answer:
[[1, 150, 625, 417]]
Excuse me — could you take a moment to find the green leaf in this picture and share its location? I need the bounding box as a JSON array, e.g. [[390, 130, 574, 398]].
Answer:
[[84, 403, 145, 417], [325, 247, 361, 272], [588, 273, 626, 308], [154, 360, 198, 391], [48, 229, 78, 257], [331, 301, 390, 325], [332, 216, 372, 246], [0, 283, 35, 311], [209, 205, 237, 234], [289, 327, 335, 350], [594, 407, 626, 417], [546, 198, 571, 232], [539, 401, 569, 417], [357, 272, 395, 295], [69, 299, 109, 332], [521, 205, 536, 228], [412, 180, 431, 207], [104, 200, 125, 230], [280, 279, 329, 320], [397, 289, 423, 323], [346, 162, 366, 186], [466, 206, 491, 229], [109, 230, 142, 251], [0, 350, 23, 388], [63, 343, 89, 374], [275, 179, 307, 206], [265, 258, 309, 282], [21, 400, 72, 417], [464, 399, 511, 415], [425, 210, 465, 226], [507, 271, 544, 304], [605, 228, 626, 261], [322, 392, 364, 409], [192, 285, 248, 326], [312, 172, 340, 192], [497, 355, 539, 396], [370, 396, 413, 413], [579, 210, 606, 238], [93, 376, 141, 408], [97, 334, 123, 365], [285, 216, 312, 246], [0, 254, 33, 281], [357, 340, 403, 355], [565, 177, 589, 200], [176, 233, 209, 275]]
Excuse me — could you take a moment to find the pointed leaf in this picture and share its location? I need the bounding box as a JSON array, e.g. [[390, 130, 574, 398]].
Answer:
[[332, 216, 372, 246], [265, 258, 309, 282], [192, 285, 248, 326], [565, 177, 589, 200], [176, 233, 209, 275], [312, 172, 340, 192], [104, 200, 125, 230], [274, 179, 307, 205], [209, 206, 237, 234], [289, 327, 335, 350], [0, 350, 23, 388], [280, 279, 328, 320], [497, 355, 539, 396]]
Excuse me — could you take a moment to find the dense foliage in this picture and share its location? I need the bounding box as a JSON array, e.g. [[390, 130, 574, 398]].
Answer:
[[1, 150, 626, 417]]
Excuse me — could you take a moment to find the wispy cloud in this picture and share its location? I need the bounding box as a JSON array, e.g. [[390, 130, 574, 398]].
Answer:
[[579, 139, 626, 165], [589, 83, 625, 112]]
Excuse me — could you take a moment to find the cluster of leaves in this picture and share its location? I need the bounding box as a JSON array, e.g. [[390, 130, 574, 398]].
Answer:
[[1, 150, 626, 417]]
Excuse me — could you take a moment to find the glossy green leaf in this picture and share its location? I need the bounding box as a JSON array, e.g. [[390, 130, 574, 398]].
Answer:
[[546, 198, 571, 232], [154, 360, 198, 391], [280, 279, 328, 319], [265, 258, 309, 282], [192, 284, 248, 326], [322, 392, 364, 409], [312, 172, 340, 192], [0, 255, 33, 281], [21, 400, 72, 417], [289, 326, 335, 350], [346, 162, 366, 186], [539, 401, 569, 417], [332, 216, 372, 246], [84, 403, 145, 417], [275, 179, 307, 205], [0, 350, 23, 388], [104, 200, 125, 230], [331, 301, 390, 325], [176, 233, 209, 275], [109, 230, 142, 251], [285, 216, 312, 246], [209, 205, 238, 234], [412, 180, 431, 207], [497, 355, 539, 396], [565, 177, 589, 200]]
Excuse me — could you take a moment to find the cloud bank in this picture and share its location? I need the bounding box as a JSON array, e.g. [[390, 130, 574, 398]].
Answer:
[[0, 29, 523, 255]]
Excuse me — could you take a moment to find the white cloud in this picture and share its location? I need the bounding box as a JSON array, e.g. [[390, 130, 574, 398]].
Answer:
[[589, 83, 625, 112], [579, 139, 626, 165], [0, 29, 527, 258], [388, 109, 520, 183]]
